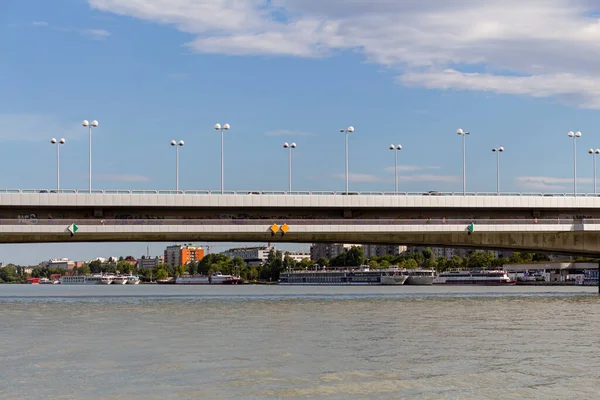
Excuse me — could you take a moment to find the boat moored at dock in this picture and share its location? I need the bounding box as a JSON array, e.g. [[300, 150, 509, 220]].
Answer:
[[60, 275, 105, 285], [175, 272, 244, 285], [433, 270, 515, 285]]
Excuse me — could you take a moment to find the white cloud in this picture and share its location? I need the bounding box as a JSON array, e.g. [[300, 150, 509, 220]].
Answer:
[[265, 129, 315, 137], [87, 0, 600, 108], [334, 173, 384, 183], [397, 174, 460, 183], [334, 172, 458, 183], [515, 176, 592, 191], [32, 21, 49, 27], [0, 114, 82, 142], [95, 174, 151, 182], [384, 165, 441, 173], [84, 29, 111, 39]]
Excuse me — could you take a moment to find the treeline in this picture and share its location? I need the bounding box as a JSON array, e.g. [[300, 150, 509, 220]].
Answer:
[[2, 247, 598, 284]]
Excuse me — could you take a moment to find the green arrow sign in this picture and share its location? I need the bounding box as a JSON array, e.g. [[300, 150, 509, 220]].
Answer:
[[68, 224, 79, 235], [467, 223, 474, 234]]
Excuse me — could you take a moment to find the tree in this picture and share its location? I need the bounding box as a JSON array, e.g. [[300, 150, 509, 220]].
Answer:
[[401, 259, 418, 269], [0, 265, 20, 283], [116, 261, 133, 274], [315, 258, 329, 268], [299, 258, 314, 270], [532, 253, 551, 262], [466, 251, 494, 269], [154, 269, 168, 280], [346, 246, 365, 266], [446, 255, 463, 270]]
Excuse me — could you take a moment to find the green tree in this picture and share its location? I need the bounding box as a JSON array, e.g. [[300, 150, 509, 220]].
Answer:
[[0, 265, 20, 283], [116, 261, 133, 274], [466, 252, 494, 269], [346, 246, 365, 266], [446, 255, 463, 270], [315, 258, 329, 268], [401, 258, 419, 269], [154, 269, 168, 280]]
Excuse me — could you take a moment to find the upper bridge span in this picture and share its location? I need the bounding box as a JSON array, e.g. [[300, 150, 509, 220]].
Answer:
[[0, 191, 600, 220]]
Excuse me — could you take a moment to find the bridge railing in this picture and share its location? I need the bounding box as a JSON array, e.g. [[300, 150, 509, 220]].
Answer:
[[4, 189, 600, 197], [6, 218, 596, 226]]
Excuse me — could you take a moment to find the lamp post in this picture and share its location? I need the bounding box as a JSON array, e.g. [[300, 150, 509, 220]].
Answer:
[[491, 146, 504, 195], [589, 148, 600, 194], [568, 131, 582, 196], [283, 142, 297, 192], [82, 120, 98, 193], [389, 144, 402, 193], [214, 123, 231, 194], [170, 140, 184, 191], [340, 126, 355, 194], [50, 138, 65, 191], [457, 128, 470, 195]]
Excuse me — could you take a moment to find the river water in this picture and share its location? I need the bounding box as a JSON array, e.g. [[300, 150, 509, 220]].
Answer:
[[1, 285, 600, 399]]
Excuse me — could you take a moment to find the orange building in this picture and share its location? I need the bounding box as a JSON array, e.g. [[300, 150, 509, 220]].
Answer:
[[165, 244, 205, 267]]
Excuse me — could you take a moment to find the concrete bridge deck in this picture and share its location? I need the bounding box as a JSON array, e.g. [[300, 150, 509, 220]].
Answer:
[[3, 218, 600, 255]]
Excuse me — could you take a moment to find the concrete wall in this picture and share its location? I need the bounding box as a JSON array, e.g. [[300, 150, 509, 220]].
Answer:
[[2, 192, 600, 209]]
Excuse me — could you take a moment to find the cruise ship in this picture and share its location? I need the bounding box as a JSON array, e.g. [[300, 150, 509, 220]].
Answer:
[[403, 269, 436, 285], [279, 267, 398, 285], [175, 272, 244, 285], [60, 275, 105, 285], [112, 276, 128, 285], [126, 275, 140, 284], [433, 270, 515, 285]]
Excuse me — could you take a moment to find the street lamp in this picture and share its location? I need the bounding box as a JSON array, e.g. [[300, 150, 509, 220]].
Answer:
[[283, 142, 297, 192], [568, 131, 582, 196], [589, 148, 600, 194], [214, 123, 231, 194], [457, 128, 470, 195], [389, 144, 402, 193], [50, 138, 65, 191], [82, 119, 98, 193], [170, 140, 184, 191], [491, 146, 504, 195], [340, 126, 355, 194]]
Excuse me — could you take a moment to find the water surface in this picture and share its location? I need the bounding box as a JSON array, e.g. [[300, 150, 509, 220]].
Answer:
[[1, 285, 599, 399]]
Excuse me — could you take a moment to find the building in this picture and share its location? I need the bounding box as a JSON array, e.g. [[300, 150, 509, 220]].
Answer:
[[221, 246, 275, 266], [39, 258, 75, 270], [164, 244, 205, 267], [283, 251, 311, 263], [362, 245, 407, 258], [137, 256, 163, 269], [309, 243, 362, 261]]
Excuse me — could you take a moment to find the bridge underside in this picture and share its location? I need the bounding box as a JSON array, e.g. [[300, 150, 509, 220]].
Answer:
[[3, 231, 600, 256], [4, 205, 600, 220]]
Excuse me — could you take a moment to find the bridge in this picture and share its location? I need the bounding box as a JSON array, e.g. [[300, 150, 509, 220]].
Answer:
[[2, 190, 600, 253]]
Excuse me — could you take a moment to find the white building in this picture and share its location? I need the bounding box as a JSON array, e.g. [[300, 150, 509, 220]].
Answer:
[[362, 245, 407, 258], [283, 251, 311, 263], [221, 246, 275, 266], [39, 258, 75, 270], [310, 243, 361, 261]]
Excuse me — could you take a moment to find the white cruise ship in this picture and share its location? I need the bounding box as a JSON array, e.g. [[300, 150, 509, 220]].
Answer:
[[175, 272, 243, 285], [279, 267, 396, 285], [433, 270, 515, 285], [112, 276, 128, 285], [126, 275, 140, 284], [60, 275, 104, 285]]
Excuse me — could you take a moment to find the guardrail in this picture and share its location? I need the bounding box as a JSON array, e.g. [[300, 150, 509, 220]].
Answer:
[[1, 189, 600, 197], [6, 218, 592, 226]]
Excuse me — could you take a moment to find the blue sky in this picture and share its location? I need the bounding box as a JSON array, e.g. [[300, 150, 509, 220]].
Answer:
[[1, 0, 600, 264]]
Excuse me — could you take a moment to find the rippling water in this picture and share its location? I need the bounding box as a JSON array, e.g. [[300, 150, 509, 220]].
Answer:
[[1, 285, 600, 399]]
